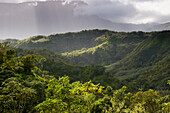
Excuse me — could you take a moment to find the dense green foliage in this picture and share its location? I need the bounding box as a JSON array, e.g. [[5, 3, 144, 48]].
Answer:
[[15, 48, 122, 90], [0, 44, 169, 112]]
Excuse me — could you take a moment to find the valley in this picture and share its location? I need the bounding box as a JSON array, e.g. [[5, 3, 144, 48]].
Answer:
[[3, 29, 169, 91]]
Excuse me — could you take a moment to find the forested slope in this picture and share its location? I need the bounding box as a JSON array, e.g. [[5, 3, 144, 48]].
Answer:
[[15, 48, 122, 89], [0, 43, 169, 113], [15, 30, 108, 53], [6, 30, 170, 91], [15, 30, 148, 65], [106, 31, 170, 90]]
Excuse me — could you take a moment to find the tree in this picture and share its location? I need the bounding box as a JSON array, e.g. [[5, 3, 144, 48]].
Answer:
[[0, 78, 36, 113], [130, 89, 161, 113], [161, 80, 170, 112], [20, 54, 45, 75]]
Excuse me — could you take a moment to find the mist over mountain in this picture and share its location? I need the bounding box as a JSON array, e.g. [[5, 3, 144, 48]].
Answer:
[[0, 0, 170, 39]]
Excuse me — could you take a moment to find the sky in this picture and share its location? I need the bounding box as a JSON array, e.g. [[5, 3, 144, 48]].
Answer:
[[0, 0, 170, 24], [0, 0, 170, 39]]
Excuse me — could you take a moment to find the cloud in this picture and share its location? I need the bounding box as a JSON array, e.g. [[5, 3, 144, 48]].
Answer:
[[0, 0, 47, 3], [0, 0, 169, 24], [72, 0, 170, 24], [129, 0, 170, 23], [73, 0, 137, 23]]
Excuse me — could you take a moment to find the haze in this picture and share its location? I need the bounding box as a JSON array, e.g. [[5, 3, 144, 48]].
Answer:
[[0, 0, 170, 39]]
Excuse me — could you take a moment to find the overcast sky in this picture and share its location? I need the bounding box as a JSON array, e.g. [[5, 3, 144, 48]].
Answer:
[[0, 0, 170, 24]]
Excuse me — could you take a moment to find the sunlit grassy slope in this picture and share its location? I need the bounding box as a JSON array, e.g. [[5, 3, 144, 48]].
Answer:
[[15, 30, 108, 53]]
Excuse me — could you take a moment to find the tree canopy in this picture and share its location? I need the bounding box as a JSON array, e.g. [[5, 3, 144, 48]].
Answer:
[[0, 42, 169, 113]]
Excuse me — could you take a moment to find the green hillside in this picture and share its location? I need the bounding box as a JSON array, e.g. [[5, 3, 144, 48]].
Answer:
[[15, 30, 148, 65], [15, 30, 108, 53], [9, 30, 170, 91], [61, 31, 148, 65], [106, 31, 170, 90], [132, 54, 170, 91]]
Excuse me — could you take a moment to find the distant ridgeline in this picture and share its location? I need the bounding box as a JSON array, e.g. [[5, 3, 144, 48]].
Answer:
[[4, 29, 170, 91]]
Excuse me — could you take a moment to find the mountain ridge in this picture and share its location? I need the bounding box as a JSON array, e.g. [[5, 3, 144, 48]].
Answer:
[[1, 29, 170, 91]]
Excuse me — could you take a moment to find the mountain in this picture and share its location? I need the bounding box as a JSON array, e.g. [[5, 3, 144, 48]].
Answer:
[[13, 30, 170, 66], [61, 31, 149, 65], [2, 29, 170, 91], [17, 30, 168, 67], [14, 30, 108, 53], [147, 22, 170, 31], [0, 1, 169, 39], [14, 30, 149, 65]]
